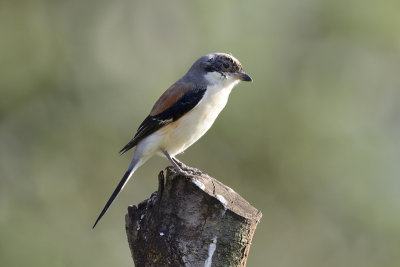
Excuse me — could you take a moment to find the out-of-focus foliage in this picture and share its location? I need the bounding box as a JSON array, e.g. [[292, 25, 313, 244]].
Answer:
[[1, 0, 400, 266]]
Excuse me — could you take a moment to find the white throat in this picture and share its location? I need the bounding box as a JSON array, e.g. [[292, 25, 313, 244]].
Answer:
[[204, 71, 240, 88], [202, 72, 240, 113]]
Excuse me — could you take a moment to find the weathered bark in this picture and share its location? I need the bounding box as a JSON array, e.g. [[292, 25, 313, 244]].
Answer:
[[125, 167, 262, 267]]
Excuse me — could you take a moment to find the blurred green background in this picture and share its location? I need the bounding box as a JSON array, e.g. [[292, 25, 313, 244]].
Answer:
[[1, 0, 400, 266]]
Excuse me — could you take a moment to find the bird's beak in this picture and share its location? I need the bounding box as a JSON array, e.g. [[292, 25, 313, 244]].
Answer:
[[233, 71, 253, 82]]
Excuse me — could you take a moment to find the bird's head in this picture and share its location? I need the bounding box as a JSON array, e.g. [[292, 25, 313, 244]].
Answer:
[[186, 53, 252, 86]]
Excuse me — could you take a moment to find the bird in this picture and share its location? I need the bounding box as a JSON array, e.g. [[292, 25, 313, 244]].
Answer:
[[93, 52, 252, 228]]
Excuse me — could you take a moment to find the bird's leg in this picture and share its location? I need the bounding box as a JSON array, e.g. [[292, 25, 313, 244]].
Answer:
[[162, 150, 188, 175], [171, 157, 189, 169]]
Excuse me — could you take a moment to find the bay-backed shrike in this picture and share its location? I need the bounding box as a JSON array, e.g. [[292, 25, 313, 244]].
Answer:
[[93, 53, 252, 228]]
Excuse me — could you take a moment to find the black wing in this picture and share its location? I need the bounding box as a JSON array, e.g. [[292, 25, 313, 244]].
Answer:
[[119, 86, 206, 154]]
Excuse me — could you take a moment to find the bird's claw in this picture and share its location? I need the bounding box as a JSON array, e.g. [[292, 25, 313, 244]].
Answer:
[[172, 158, 202, 176]]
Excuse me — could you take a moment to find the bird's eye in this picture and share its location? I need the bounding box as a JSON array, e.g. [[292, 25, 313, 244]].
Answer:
[[223, 63, 230, 69]]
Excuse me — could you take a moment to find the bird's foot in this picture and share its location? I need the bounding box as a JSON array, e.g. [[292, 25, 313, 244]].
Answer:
[[162, 150, 203, 176], [172, 158, 203, 176]]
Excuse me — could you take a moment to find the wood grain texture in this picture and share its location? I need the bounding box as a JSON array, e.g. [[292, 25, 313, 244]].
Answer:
[[125, 167, 262, 267]]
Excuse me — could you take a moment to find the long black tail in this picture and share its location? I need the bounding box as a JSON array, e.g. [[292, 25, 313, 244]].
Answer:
[[92, 168, 134, 228]]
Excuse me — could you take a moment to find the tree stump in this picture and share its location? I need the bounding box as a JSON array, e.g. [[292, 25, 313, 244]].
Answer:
[[125, 167, 262, 267]]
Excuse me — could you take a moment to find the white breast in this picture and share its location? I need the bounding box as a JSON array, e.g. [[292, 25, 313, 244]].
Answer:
[[157, 74, 240, 156]]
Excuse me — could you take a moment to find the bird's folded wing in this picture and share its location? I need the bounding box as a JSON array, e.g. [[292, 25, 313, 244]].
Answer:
[[119, 83, 206, 154]]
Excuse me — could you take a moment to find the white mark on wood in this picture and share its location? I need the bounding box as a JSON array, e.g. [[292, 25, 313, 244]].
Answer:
[[227, 186, 236, 193], [216, 194, 227, 210], [182, 256, 188, 266], [159, 232, 164, 236], [192, 179, 205, 190], [204, 236, 217, 267], [137, 214, 146, 231]]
